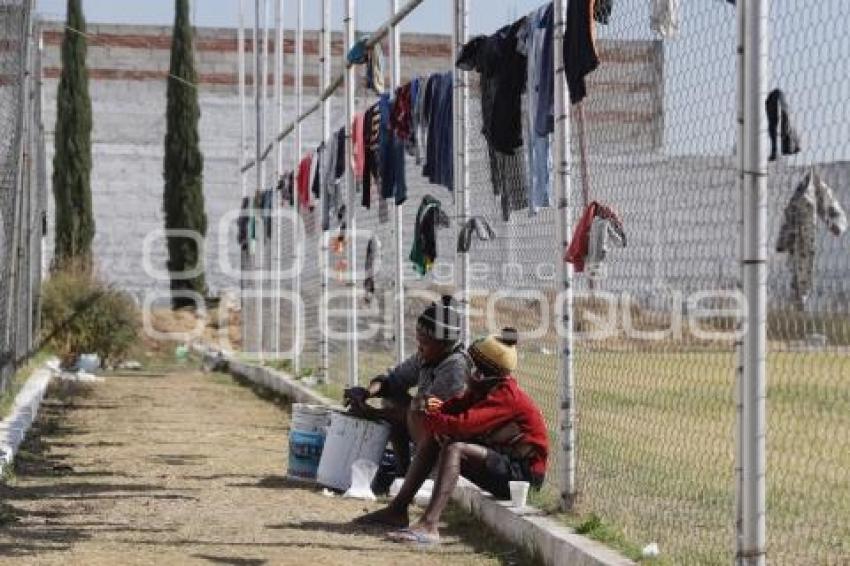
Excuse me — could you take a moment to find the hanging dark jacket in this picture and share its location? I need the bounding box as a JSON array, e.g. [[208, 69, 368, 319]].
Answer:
[[766, 89, 801, 161], [456, 18, 527, 154], [410, 195, 450, 275], [564, 0, 599, 104]]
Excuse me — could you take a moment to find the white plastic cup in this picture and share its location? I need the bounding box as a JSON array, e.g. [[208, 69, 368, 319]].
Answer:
[[509, 481, 530, 508]]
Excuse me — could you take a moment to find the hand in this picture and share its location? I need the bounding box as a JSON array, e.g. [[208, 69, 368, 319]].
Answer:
[[343, 386, 369, 408], [424, 397, 443, 415], [368, 376, 387, 396]]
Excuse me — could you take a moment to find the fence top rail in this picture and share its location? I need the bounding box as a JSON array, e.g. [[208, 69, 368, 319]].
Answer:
[[241, 0, 425, 175]]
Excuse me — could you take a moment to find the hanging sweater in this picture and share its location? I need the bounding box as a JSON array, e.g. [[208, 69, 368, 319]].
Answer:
[[424, 377, 549, 479]]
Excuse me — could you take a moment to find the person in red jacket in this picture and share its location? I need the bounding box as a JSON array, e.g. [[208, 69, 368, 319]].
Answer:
[[355, 328, 549, 546]]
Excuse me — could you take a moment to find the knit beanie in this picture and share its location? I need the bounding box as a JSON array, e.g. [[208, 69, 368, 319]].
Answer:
[[468, 328, 519, 378], [417, 295, 462, 343]]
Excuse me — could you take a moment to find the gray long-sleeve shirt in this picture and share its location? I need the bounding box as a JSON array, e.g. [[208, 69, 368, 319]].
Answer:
[[382, 347, 471, 402]]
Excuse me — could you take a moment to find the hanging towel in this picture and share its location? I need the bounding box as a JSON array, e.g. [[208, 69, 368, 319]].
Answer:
[[776, 169, 847, 308], [766, 89, 802, 161], [651, 0, 680, 38], [457, 216, 496, 253], [564, 201, 599, 273], [410, 195, 450, 275]]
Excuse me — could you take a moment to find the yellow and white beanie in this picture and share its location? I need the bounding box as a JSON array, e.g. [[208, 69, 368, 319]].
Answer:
[[468, 328, 519, 378]]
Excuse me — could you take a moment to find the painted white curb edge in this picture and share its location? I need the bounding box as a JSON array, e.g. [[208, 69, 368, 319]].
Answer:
[[0, 363, 56, 477], [195, 345, 635, 566]]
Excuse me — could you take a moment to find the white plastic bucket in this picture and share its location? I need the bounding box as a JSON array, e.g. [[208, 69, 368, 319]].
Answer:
[[290, 404, 332, 433], [317, 411, 391, 491], [286, 404, 332, 481]]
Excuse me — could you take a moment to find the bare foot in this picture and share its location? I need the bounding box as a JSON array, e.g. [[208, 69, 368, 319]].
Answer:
[[352, 506, 409, 528]]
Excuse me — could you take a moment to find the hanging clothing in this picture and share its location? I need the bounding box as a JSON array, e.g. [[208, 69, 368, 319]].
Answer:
[[364, 235, 382, 302], [594, 0, 613, 24], [457, 216, 496, 253], [595, 203, 626, 246], [308, 150, 320, 203], [279, 171, 295, 207], [312, 144, 324, 199], [352, 112, 366, 182], [651, 0, 680, 38], [412, 76, 427, 165], [391, 82, 413, 142], [564, 201, 603, 273], [363, 104, 382, 209], [564, 0, 599, 105], [335, 127, 346, 180], [520, 4, 554, 214], [296, 154, 313, 211], [410, 195, 450, 275], [776, 170, 847, 308], [422, 72, 454, 191], [766, 89, 802, 161], [585, 216, 626, 277], [456, 20, 527, 154], [237, 196, 252, 249], [379, 196, 390, 224], [261, 189, 275, 239], [489, 147, 528, 221], [367, 42, 385, 94]]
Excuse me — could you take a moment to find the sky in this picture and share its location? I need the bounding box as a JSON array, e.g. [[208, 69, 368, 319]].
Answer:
[[35, 0, 850, 164], [35, 0, 542, 36]]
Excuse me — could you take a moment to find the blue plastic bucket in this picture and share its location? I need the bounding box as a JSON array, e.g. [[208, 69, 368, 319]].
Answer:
[[287, 430, 325, 481]]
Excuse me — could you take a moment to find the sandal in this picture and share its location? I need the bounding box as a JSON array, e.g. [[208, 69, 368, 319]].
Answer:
[[387, 527, 440, 546]]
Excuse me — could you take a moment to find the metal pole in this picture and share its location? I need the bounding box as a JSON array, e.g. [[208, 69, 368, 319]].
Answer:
[[734, 1, 745, 561], [260, 0, 270, 357], [389, 0, 405, 361], [319, 0, 331, 383], [453, 0, 470, 346], [740, 0, 768, 563], [344, 0, 359, 386], [273, 0, 283, 359], [253, 0, 263, 358], [293, 0, 303, 376], [553, 0, 576, 511], [238, 0, 248, 352]]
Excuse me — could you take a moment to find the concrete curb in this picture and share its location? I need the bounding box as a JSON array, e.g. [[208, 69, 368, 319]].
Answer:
[[0, 364, 55, 477], [195, 345, 634, 566]]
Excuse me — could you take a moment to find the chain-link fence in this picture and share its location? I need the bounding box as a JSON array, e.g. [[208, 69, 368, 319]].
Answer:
[[235, 1, 850, 563], [0, 0, 45, 394]]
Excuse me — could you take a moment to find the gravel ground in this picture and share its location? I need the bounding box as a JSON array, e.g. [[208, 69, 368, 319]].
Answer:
[[0, 364, 530, 566]]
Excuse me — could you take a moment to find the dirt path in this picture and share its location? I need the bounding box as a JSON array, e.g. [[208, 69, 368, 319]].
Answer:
[[0, 365, 527, 566]]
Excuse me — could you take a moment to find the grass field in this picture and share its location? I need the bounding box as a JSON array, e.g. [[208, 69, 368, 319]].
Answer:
[[316, 343, 850, 565]]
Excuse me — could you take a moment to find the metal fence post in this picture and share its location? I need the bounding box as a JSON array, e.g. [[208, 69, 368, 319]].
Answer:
[[739, 0, 768, 564], [344, 0, 359, 386], [319, 0, 331, 383], [293, 0, 303, 375], [389, 0, 405, 362], [553, 0, 576, 511], [237, 0, 248, 352], [452, 0, 470, 346], [253, 0, 263, 358], [273, 0, 283, 359]]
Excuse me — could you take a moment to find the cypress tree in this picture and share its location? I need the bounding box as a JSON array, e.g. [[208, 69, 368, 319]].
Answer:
[[52, 0, 94, 269], [163, 0, 206, 308]]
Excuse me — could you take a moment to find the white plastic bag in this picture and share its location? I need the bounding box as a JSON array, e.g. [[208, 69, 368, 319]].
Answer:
[[343, 459, 379, 500]]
